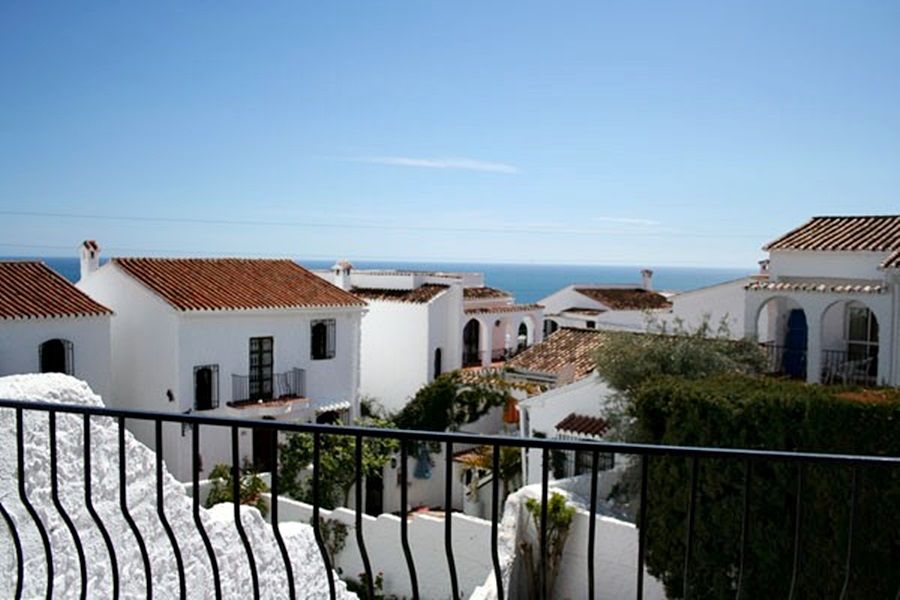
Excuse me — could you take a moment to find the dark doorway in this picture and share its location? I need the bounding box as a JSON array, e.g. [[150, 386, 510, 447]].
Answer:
[[783, 309, 808, 379], [365, 472, 384, 516], [517, 322, 528, 350], [194, 366, 217, 411], [40, 339, 71, 374], [433, 347, 442, 378], [253, 420, 276, 472], [463, 319, 480, 366], [249, 337, 273, 400]]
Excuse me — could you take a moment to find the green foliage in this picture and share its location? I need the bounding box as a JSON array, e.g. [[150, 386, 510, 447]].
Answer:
[[393, 372, 510, 432], [631, 376, 900, 599], [456, 445, 523, 498], [519, 492, 576, 598], [279, 419, 398, 509], [314, 516, 349, 571], [345, 571, 391, 599], [594, 319, 766, 395], [204, 463, 269, 517]]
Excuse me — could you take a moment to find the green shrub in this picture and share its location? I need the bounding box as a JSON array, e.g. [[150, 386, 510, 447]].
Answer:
[[205, 463, 269, 517], [631, 376, 900, 599]]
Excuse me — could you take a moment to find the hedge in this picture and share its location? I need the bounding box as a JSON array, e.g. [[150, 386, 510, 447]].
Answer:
[[631, 375, 900, 600]]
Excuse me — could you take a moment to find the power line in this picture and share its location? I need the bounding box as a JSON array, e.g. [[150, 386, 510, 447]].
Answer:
[[0, 208, 769, 239]]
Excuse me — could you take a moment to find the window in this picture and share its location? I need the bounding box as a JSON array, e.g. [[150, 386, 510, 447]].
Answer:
[[543, 319, 559, 337], [249, 337, 274, 400], [517, 322, 528, 350], [194, 365, 219, 411], [573, 449, 614, 475], [585, 320, 597, 329], [846, 304, 878, 372], [39, 339, 74, 375], [311, 319, 336, 360], [433, 347, 442, 378]]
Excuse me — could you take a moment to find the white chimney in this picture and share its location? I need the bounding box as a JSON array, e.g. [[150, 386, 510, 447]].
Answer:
[[332, 260, 353, 291], [640, 268, 654, 291], [80, 240, 100, 281]]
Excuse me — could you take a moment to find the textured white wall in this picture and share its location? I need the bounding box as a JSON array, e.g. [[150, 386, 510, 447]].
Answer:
[[0, 316, 112, 399]]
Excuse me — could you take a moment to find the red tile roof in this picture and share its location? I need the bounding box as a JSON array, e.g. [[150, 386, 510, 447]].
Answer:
[[352, 284, 449, 304], [506, 327, 607, 379], [463, 286, 511, 299], [112, 258, 365, 312], [574, 287, 671, 310], [0, 261, 112, 320], [464, 303, 543, 315], [556, 413, 610, 437], [763, 215, 900, 252], [881, 249, 900, 269]]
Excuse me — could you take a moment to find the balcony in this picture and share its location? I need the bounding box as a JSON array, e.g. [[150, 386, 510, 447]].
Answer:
[[762, 343, 878, 386], [1, 398, 897, 598], [228, 368, 308, 416]]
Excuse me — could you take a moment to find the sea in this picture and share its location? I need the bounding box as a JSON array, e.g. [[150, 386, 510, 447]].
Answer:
[[28, 257, 748, 303]]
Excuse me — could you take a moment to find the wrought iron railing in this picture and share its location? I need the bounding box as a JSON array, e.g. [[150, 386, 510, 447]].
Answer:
[[231, 368, 306, 404], [0, 399, 897, 599], [760, 342, 807, 379], [821, 349, 877, 386]]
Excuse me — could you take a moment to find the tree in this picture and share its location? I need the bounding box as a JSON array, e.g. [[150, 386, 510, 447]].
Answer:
[[392, 371, 511, 432], [456, 445, 522, 499], [279, 417, 398, 509], [518, 492, 575, 599]]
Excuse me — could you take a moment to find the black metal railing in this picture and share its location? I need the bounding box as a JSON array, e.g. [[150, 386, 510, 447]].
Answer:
[[231, 368, 306, 404], [462, 348, 521, 368], [821, 349, 877, 386], [760, 342, 807, 379], [0, 398, 898, 599]]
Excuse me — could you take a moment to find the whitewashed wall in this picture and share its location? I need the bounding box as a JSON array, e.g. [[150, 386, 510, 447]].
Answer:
[[666, 278, 750, 339], [0, 316, 112, 400], [520, 375, 616, 485], [768, 250, 890, 280]]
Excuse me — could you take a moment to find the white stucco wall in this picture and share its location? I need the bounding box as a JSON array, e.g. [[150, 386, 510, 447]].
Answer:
[[539, 286, 606, 316], [520, 374, 616, 485], [666, 278, 751, 339], [0, 316, 112, 400], [768, 250, 890, 281]]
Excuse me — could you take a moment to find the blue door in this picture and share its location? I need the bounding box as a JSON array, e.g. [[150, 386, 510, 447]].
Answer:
[[783, 309, 808, 379]]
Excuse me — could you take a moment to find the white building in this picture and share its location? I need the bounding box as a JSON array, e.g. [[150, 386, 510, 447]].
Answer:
[[317, 263, 543, 412], [77, 243, 366, 480], [0, 258, 112, 398], [744, 215, 900, 386], [539, 269, 672, 335], [505, 327, 617, 484], [665, 276, 755, 338]]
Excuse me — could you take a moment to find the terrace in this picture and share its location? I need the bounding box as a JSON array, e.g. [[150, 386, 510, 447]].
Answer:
[[1, 398, 897, 599]]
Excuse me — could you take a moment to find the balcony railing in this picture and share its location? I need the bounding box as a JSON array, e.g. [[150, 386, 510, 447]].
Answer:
[[462, 347, 524, 367], [231, 368, 306, 405], [0, 398, 897, 599], [822, 349, 877, 386], [760, 342, 807, 379]]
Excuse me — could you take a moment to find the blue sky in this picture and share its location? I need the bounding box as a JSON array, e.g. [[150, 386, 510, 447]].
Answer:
[[1, 2, 898, 268]]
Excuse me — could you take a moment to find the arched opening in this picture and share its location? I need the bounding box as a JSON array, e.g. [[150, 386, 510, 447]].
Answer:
[[433, 347, 443, 378], [463, 319, 481, 366], [755, 297, 807, 379], [821, 301, 878, 385], [39, 339, 72, 375], [517, 322, 529, 351], [543, 319, 559, 338]]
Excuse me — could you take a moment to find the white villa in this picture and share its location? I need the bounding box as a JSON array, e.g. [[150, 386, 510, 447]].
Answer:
[[745, 215, 900, 386], [539, 269, 672, 335], [0, 259, 112, 398], [77, 242, 366, 480], [504, 327, 617, 485], [317, 262, 543, 412]]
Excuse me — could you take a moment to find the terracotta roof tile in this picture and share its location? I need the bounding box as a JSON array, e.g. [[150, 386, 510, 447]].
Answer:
[[113, 258, 365, 312], [745, 280, 887, 294], [352, 284, 449, 304], [463, 286, 511, 299], [464, 303, 543, 315], [574, 287, 671, 310], [0, 261, 112, 320], [881, 249, 900, 269], [556, 413, 610, 437], [506, 327, 607, 379], [763, 215, 900, 252]]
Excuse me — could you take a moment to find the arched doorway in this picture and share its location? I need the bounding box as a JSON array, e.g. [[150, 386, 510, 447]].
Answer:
[[821, 300, 879, 385], [755, 297, 807, 379], [39, 339, 72, 375], [517, 322, 529, 351], [463, 319, 481, 366]]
